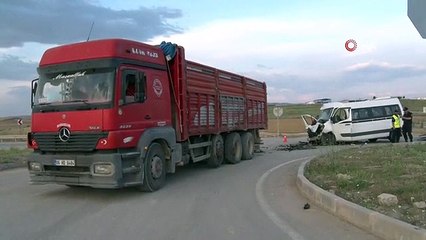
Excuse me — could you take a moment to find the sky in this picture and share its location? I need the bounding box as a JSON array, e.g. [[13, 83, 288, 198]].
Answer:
[[0, 0, 425, 117]]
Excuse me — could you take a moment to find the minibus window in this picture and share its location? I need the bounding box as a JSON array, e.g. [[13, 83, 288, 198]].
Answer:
[[333, 108, 348, 122]]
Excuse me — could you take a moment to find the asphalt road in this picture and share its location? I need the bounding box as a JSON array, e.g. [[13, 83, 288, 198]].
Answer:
[[0, 137, 380, 240]]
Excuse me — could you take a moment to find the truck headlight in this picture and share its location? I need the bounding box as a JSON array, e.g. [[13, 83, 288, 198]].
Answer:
[[29, 162, 41, 171], [93, 164, 114, 175]]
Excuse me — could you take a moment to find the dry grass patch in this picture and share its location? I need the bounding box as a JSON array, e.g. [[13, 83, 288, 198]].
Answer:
[[305, 143, 426, 228], [0, 148, 31, 163]]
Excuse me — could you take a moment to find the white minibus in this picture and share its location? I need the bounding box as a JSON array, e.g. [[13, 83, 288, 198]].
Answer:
[[301, 97, 403, 145]]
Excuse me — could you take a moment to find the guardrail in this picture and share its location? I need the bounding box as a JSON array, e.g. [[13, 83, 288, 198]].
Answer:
[[0, 135, 26, 143]]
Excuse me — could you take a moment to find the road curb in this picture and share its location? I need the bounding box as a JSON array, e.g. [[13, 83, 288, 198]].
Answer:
[[296, 159, 426, 240], [0, 163, 26, 171]]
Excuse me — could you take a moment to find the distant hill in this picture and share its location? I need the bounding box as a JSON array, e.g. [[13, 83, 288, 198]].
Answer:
[[0, 115, 31, 135]]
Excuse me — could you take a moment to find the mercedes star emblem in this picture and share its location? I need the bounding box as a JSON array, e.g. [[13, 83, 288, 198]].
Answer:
[[58, 127, 71, 142]]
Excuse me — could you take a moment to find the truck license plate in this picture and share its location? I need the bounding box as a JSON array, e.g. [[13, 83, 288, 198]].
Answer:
[[54, 160, 75, 166]]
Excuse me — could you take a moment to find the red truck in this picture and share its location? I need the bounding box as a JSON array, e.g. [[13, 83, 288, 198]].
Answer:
[[27, 39, 267, 191]]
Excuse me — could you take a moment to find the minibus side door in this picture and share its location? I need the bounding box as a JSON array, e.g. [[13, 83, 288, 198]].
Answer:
[[331, 107, 352, 141]]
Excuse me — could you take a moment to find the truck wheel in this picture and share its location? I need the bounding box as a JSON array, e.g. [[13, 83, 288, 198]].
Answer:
[[225, 132, 242, 164], [140, 143, 166, 192], [241, 132, 254, 160], [207, 134, 224, 168]]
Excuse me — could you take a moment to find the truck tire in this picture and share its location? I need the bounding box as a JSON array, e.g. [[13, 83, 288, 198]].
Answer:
[[140, 143, 166, 192], [207, 134, 224, 168], [225, 132, 242, 164], [241, 132, 254, 160]]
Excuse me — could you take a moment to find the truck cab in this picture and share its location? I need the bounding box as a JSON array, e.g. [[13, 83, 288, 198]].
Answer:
[[28, 39, 177, 190]]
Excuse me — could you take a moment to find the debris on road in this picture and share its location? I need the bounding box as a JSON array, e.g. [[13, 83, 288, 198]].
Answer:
[[303, 203, 311, 210], [274, 141, 316, 151], [417, 134, 426, 141]]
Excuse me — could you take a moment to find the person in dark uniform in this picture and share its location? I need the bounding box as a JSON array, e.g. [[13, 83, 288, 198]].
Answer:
[[402, 107, 413, 142], [391, 109, 402, 143]]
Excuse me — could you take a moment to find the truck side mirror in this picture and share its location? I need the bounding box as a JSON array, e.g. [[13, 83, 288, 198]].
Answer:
[[32, 82, 38, 95], [31, 78, 39, 108]]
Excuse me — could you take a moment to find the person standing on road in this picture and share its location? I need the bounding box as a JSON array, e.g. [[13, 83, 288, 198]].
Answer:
[[402, 107, 413, 142], [391, 109, 402, 143]]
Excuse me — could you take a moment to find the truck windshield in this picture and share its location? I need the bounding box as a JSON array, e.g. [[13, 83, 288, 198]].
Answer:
[[318, 107, 333, 123], [35, 68, 115, 106]]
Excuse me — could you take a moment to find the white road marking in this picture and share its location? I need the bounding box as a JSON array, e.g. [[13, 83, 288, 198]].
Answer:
[[255, 157, 311, 240]]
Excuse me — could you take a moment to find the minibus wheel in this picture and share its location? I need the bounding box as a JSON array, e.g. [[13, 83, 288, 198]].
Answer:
[[321, 133, 336, 145]]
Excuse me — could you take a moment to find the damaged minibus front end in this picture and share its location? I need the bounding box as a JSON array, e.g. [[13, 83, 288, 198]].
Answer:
[[301, 113, 335, 145]]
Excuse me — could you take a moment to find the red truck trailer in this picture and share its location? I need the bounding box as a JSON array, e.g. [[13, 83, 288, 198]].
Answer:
[[27, 39, 267, 191]]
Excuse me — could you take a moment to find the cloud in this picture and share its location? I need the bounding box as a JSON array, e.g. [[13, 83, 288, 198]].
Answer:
[[247, 60, 426, 103], [0, 55, 38, 80], [0, 3, 425, 116], [0, 0, 182, 48], [343, 61, 426, 83], [0, 1, 183, 116], [148, 16, 426, 102], [246, 71, 338, 103], [7, 85, 30, 96], [0, 85, 31, 117]]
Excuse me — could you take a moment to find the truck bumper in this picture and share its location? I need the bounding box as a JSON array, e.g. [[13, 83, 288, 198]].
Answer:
[[27, 151, 142, 189]]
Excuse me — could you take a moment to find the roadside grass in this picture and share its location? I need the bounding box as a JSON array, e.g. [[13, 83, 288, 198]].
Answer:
[[305, 143, 426, 228], [0, 148, 31, 164]]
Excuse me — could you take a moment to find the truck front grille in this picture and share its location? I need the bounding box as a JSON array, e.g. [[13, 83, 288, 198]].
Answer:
[[33, 132, 108, 152]]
